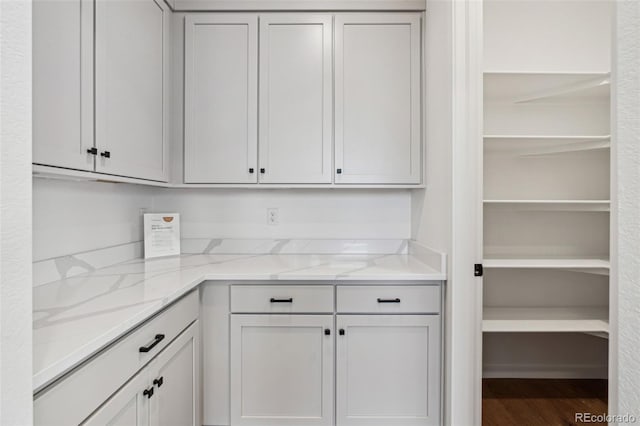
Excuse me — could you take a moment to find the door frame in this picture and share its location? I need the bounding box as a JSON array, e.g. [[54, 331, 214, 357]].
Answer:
[[448, 0, 484, 424]]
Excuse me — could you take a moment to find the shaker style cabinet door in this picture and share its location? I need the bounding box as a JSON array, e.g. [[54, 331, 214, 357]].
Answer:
[[81, 367, 150, 426], [33, 0, 94, 171], [334, 14, 422, 184], [94, 0, 170, 182], [149, 321, 200, 426], [258, 15, 333, 183], [230, 315, 334, 426], [335, 315, 441, 426], [184, 14, 258, 183]]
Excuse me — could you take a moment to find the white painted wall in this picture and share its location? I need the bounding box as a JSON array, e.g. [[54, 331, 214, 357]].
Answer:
[[32, 179, 157, 261], [0, 0, 33, 424], [612, 0, 640, 416], [154, 189, 412, 239]]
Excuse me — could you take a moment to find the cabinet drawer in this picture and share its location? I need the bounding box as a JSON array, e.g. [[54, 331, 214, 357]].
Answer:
[[231, 285, 334, 313], [34, 290, 199, 426], [337, 285, 440, 314]]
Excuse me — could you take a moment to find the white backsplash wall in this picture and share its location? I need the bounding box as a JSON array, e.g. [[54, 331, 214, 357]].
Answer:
[[32, 178, 158, 262], [152, 189, 412, 240]]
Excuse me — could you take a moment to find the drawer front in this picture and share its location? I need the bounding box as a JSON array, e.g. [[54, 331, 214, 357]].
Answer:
[[337, 285, 440, 314], [231, 285, 334, 313], [34, 290, 199, 426]]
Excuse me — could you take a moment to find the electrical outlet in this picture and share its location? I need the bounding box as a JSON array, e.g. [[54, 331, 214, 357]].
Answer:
[[267, 208, 279, 226]]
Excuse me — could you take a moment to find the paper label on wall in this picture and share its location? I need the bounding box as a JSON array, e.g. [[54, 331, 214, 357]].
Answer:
[[144, 213, 180, 259]]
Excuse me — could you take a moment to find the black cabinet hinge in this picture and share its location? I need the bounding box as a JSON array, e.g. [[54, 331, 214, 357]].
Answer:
[[474, 263, 483, 277]]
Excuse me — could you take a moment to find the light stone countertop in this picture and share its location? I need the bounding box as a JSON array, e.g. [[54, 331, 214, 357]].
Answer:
[[33, 251, 445, 393]]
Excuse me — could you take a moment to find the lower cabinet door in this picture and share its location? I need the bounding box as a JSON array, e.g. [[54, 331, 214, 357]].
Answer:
[[230, 315, 334, 426], [336, 315, 441, 426], [149, 320, 200, 426], [81, 368, 150, 426]]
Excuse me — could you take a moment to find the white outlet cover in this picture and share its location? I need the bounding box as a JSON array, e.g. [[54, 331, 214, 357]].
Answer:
[[267, 208, 279, 225]]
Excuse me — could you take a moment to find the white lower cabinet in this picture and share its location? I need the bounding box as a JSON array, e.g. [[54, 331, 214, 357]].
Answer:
[[34, 291, 200, 426], [149, 320, 200, 426], [225, 284, 442, 426], [230, 314, 334, 426], [82, 366, 150, 426], [335, 315, 441, 426], [83, 320, 200, 426]]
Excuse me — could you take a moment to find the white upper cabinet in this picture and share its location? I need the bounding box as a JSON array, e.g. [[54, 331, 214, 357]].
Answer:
[[334, 13, 422, 184], [181, 12, 423, 186], [184, 14, 258, 184], [33, 0, 94, 171], [95, 0, 170, 182], [258, 15, 333, 183]]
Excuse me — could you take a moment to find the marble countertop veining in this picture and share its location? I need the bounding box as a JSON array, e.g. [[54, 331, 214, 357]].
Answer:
[[33, 252, 445, 393]]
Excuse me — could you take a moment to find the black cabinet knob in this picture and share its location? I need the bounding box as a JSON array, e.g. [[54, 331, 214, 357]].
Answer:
[[324, 329, 331, 335], [100, 151, 111, 158], [337, 168, 342, 174], [153, 376, 164, 388], [260, 168, 265, 174], [143, 387, 154, 399], [339, 329, 345, 336], [249, 168, 254, 174], [86, 147, 98, 156]]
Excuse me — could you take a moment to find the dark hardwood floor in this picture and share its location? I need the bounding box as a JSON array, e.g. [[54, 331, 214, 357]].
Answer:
[[483, 379, 608, 426]]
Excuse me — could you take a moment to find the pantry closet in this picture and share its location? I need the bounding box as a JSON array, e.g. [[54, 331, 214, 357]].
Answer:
[[480, 0, 613, 422]]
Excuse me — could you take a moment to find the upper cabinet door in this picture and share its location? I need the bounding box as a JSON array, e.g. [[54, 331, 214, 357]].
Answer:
[[95, 0, 169, 182], [258, 14, 333, 184], [33, 0, 94, 171], [184, 14, 258, 184], [334, 13, 422, 184]]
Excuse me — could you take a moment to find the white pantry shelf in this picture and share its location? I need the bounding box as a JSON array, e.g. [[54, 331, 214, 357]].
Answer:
[[484, 135, 610, 156], [483, 134, 610, 142], [483, 200, 610, 212], [484, 257, 610, 275], [483, 306, 609, 335], [484, 72, 610, 104]]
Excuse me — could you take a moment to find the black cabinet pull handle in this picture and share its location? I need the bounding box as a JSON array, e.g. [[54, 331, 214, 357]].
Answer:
[[270, 298, 293, 303], [143, 387, 154, 399], [153, 376, 164, 388], [336, 168, 342, 174], [377, 298, 401, 303], [324, 328, 331, 335], [86, 147, 98, 155], [100, 151, 111, 158], [339, 329, 345, 335], [260, 168, 266, 174], [249, 168, 254, 173], [139, 334, 165, 353]]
